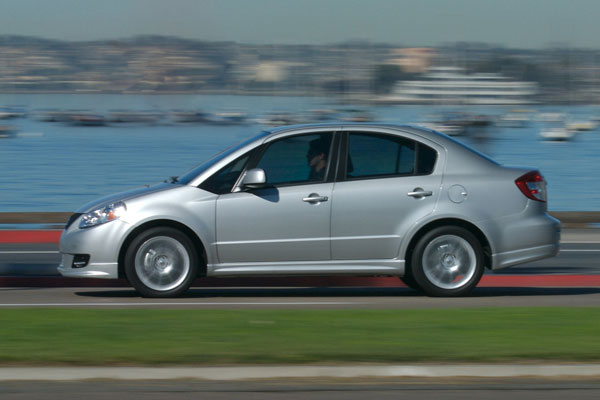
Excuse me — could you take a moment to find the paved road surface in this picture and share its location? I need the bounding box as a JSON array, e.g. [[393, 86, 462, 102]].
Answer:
[[1, 285, 599, 308], [2, 379, 600, 400]]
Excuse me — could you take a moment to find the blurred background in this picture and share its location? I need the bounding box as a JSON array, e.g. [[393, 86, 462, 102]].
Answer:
[[1, 0, 599, 212]]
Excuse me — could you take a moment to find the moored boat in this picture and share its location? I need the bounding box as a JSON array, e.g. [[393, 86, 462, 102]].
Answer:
[[0, 125, 17, 138], [69, 113, 106, 126], [108, 110, 163, 125], [540, 127, 576, 141]]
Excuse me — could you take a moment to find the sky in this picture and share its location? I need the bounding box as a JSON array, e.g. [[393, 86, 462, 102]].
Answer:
[[1, 0, 600, 49]]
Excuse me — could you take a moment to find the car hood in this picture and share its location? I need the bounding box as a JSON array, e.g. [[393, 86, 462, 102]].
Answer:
[[76, 182, 177, 213]]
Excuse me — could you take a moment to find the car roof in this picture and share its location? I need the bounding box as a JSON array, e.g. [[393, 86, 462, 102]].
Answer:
[[266, 122, 419, 134], [264, 123, 450, 146]]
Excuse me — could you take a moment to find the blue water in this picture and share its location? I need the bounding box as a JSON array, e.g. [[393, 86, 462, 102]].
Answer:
[[1, 94, 599, 211]]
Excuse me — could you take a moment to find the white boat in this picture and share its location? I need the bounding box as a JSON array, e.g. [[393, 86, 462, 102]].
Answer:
[[209, 111, 249, 125], [537, 112, 565, 123], [256, 112, 301, 127], [496, 110, 533, 128], [540, 127, 576, 141], [0, 107, 26, 120], [565, 120, 597, 132], [417, 122, 464, 136], [379, 67, 538, 105], [417, 111, 492, 137]]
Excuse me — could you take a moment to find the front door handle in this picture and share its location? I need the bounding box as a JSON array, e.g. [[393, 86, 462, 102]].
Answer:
[[303, 193, 329, 203], [407, 188, 433, 198]]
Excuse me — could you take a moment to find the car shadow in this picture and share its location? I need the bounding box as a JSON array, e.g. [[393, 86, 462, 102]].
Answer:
[[75, 286, 600, 299]]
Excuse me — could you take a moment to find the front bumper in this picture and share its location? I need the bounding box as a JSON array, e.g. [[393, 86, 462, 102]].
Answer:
[[58, 254, 118, 279], [58, 218, 129, 280]]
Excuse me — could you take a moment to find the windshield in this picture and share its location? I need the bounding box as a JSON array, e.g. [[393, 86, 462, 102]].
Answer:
[[177, 131, 269, 185]]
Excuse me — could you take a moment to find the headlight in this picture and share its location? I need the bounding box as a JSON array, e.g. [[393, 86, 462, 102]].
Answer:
[[79, 201, 127, 229]]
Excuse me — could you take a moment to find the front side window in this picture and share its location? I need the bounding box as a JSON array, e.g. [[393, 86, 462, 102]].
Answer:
[[255, 133, 333, 186], [346, 132, 436, 179], [200, 154, 250, 194]]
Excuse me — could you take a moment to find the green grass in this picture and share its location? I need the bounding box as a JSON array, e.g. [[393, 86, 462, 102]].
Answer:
[[1, 307, 599, 365]]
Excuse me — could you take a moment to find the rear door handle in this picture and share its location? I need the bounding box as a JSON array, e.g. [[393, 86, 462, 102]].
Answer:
[[303, 193, 329, 203], [407, 188, 433, 198]]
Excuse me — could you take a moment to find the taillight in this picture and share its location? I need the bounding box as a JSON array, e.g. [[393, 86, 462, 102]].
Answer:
[[515, 171, 547, 202]]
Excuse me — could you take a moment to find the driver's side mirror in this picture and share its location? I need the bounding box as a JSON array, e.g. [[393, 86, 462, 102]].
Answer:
[[240, 168, 267, 189]]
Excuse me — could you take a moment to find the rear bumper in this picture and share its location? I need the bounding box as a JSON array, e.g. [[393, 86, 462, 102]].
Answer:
[[492, 243, 560, 270], [488, 211, 560, 270]]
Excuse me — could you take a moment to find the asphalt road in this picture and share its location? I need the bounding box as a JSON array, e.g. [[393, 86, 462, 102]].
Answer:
[[1, 285, 599, 309], [2, 379, 600, 400]]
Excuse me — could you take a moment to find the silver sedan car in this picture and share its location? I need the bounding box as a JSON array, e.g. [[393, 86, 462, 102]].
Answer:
[[59, 124, 560, 297]]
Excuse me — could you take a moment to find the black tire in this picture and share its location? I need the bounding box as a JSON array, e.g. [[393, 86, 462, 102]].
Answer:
[[410, 226, 484, 297], [124, 227, 199, 298], [399, 274, 421, 291]]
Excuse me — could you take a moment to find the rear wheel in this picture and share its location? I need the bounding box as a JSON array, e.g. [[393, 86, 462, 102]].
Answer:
[[411, 226, 484, 297], [125, 227, 198, 298]]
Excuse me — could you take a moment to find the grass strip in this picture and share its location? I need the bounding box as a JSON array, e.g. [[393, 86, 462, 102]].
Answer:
[[1, 307, 599, 365]]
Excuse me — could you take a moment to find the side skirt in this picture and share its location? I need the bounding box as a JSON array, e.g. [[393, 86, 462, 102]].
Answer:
[[207, 259, 405, 277]]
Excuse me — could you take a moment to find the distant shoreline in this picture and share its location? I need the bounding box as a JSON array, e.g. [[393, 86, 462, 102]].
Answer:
[[1, 91, 595, 105]]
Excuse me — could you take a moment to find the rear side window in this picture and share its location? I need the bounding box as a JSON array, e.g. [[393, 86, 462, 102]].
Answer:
[[346, 132, 437, 179], [417, 144, 437, 175]]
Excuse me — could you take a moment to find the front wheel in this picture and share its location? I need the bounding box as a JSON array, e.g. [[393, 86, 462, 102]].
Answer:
[[125, 227, 198, 298], [399, 274, 421, 291], [410, 226, 484, 297]]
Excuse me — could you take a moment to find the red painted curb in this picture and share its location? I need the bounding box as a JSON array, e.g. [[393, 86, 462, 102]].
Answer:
[[0, 275, 599, 288], [479, 274, 600, 287], [0, 230, 61, 244]]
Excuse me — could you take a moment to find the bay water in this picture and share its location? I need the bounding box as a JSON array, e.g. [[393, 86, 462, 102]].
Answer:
[[1, 94, 599, 212]]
